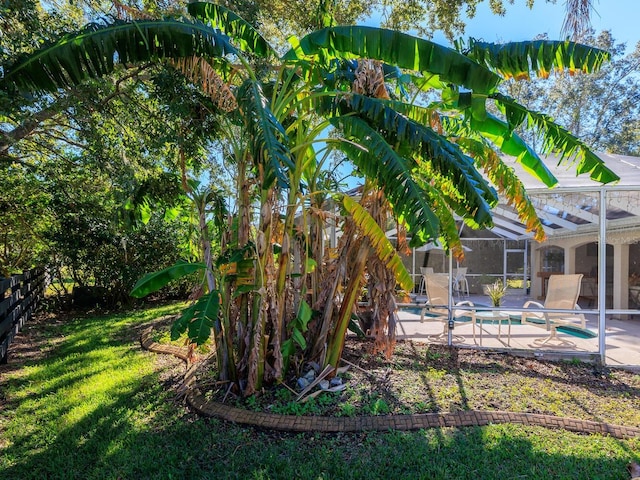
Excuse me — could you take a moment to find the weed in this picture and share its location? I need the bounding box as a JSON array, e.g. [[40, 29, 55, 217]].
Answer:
[[425, 350, 444, 361], [415, 401, 434, 412], [425, 366, 446, 380], [338, 403, 356, 417], [245, 395, 261, 411], [363, 395, 390, 415]]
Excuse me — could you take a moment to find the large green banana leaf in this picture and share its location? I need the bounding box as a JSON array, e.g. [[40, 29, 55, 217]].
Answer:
[[470, 113, 558, 187], [130, 260, 207, 298], [491, 93, 620, 184], [237, 79, 293, 189], [330, 115, 440, 245], [170, 290, 219, 345], [283, 26, 501, 94], [187, 2, 276, 58], [464, 39, 610, 80], [1, 18, 237, 93], [322, 94, 496, 227]]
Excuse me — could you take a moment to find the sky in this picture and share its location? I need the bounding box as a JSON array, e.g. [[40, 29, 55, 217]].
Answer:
[[433, 0, 640, 50]]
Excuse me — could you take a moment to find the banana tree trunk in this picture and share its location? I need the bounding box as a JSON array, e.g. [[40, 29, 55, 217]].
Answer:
[[246, 187, 279, 394], [236, 157, 252, 380], [308, 197, 326, 307], [273, 191, 298, 366], [364, 190, 398, 357], [324, 242, 369, 369], [198, 202, 236, 382]]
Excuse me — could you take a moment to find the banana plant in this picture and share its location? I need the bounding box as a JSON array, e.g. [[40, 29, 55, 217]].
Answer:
[[0, 1, 619, 394]]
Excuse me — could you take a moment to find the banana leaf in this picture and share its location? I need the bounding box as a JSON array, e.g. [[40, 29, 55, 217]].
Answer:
[[470, 113, 558, 187], [237, 79, 293, 189], [130, 260, 206, 298], [329, 115, 439, 244], [323, 94, 496, 228], [170, 290, 219, 345], [341, 194, 413, 292], [2, 18, 237, 94], [457, 136, 547, 242], [283, 26, 501, 94], [492, 93, 620, 184], [464, 39, 610, 80], [187, 2, 276, 57]]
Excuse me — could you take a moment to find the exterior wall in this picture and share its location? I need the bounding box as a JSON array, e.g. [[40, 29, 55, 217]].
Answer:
[[530, 230, 640, 309]]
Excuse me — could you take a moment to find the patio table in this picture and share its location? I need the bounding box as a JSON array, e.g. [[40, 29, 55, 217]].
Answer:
[[475, 310, 511, 346]]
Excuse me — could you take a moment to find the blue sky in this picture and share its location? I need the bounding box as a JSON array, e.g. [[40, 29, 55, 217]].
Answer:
[[433, 0, 640, 50]]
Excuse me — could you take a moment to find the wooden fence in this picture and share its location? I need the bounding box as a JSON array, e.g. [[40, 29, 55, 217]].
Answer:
[[0, 268, 45, 364]]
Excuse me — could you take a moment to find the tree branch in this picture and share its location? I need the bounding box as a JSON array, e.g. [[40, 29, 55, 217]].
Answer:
[[0, 152, 36, 170], [1, 105, 62, 155], [1, 65, 152, 155]]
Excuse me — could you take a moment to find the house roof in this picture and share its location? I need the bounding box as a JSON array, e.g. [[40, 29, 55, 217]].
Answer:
[[488, 153, 640, 240]]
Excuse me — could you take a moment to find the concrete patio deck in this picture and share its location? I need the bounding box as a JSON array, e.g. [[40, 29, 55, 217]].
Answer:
[[395, 293, 640, 370]]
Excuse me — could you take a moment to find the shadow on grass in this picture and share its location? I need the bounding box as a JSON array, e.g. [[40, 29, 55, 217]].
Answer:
[[0, 305, 638, 479], [391, 341, 640, 401], [3, 404, 637, 479]]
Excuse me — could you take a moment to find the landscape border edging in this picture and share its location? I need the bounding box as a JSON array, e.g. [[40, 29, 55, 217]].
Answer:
[[141, 328, 640, 439]]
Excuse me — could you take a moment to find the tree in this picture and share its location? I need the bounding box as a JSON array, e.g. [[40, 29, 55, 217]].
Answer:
[[1, 1, 233, 294], [0, 166, 50, 276], [0, 2, 616, 395], [249, 0, 596, 43], [561, 0, 596, 40]]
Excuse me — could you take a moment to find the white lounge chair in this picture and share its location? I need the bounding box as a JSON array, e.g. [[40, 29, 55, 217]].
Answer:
[[452, 267, 469, 297], [418, 267, 434, 295], [421, 274, 475, 343], [521, 274, 586, 347]]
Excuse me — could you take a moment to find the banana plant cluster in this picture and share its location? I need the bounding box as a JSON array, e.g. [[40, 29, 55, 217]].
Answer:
[[0, 1, 619, 395]]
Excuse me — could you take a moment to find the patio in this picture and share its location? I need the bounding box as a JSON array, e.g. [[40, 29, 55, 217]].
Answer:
[[386, 153, 640, 370], [395, 292, 640, 369]]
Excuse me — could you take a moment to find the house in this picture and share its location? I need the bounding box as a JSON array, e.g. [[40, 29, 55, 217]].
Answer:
[[401, 153, 640, 312]]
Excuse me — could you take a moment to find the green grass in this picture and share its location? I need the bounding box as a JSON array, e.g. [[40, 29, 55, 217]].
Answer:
[[1, 302, 639, 479]]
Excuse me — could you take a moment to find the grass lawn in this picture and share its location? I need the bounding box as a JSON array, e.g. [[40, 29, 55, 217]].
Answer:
[[1, 302, 639, 479]]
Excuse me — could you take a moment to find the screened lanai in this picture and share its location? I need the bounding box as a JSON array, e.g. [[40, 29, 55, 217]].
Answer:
[[395, 153, 640, 368]]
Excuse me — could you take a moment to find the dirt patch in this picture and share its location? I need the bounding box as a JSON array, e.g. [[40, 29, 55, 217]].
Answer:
[[193, 338, 640, 426]]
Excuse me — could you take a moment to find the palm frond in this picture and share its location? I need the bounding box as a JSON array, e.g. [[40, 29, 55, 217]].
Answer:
[[237, 79, 293, 189], [561, 0, 594, 40], [187, 2, 276, 57], [492, 93, 620, 184], [463, 38, 610, 80], [284, 26, 501, 94], [2, 18, 237, 94], [341, 195, 413, 292]]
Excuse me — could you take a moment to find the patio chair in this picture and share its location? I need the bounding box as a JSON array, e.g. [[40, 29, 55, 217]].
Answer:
[[421, 274, 476, 343], [452, 267, 469, 296], [418, 267, 434, 295], [521, 273, 586, 347]]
